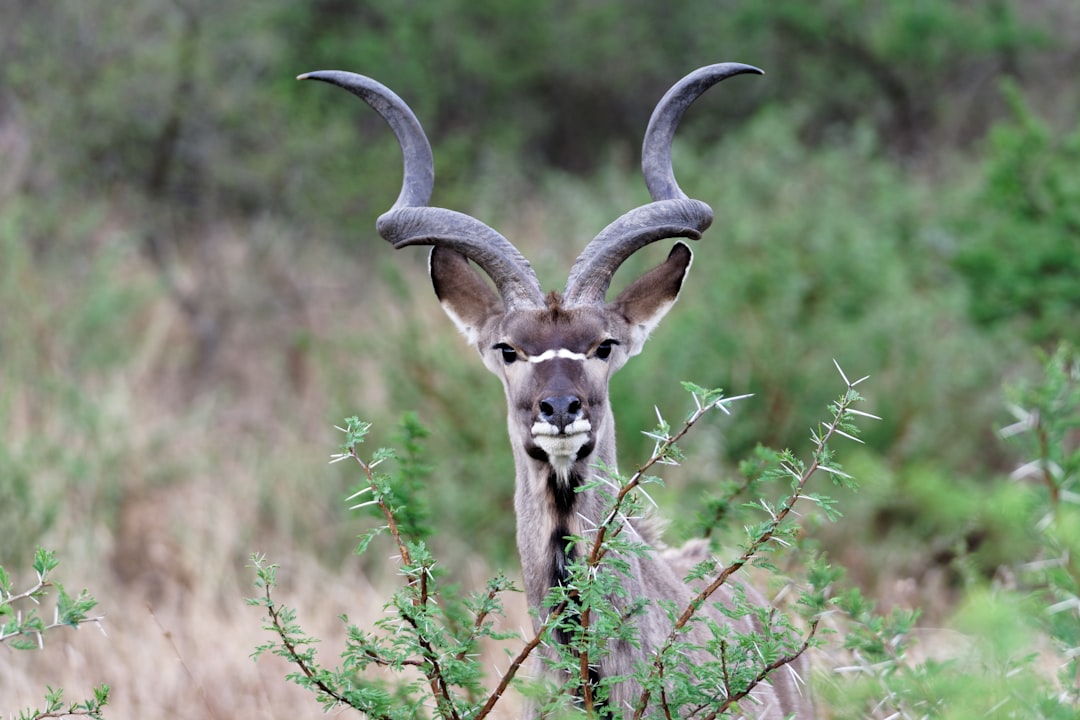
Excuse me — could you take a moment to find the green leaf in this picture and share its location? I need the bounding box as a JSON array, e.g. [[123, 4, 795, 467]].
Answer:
[[32, 547, 58, 578]]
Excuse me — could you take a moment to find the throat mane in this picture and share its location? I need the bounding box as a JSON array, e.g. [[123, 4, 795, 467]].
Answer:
[[548, 467, 583, 517]]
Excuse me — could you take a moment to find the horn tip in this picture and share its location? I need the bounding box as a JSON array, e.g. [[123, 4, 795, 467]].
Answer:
[[297, 70, 348, 84], [724, 62, 764, 77]]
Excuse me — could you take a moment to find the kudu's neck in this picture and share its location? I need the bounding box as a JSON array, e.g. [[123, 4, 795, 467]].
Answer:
[[508, 402, 620, 610]]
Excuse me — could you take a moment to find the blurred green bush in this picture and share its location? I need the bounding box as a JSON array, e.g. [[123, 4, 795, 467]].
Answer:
[[956, 83, 1080, 347]]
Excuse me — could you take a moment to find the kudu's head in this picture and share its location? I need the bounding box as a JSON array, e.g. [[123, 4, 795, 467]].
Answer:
[[300, 64, 760, 482]]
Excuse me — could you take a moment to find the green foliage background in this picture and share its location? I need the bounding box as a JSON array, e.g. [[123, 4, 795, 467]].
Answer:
[[1, 0, 1079, 716]]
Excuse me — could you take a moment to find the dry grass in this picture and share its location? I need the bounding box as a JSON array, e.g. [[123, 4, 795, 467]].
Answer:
[[2, 550, 530, 718], [0, 214, 533, 719]]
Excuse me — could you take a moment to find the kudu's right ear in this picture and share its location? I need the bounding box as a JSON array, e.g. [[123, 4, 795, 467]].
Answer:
[[608, 241, 693, 357], [429, 246, 503, 345]]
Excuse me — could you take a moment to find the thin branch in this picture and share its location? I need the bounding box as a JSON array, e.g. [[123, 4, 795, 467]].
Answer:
[[719, 639, 732, 702], [349, 448, 464, 718], [454, 584, 504, 663], [579, 602, 595, 713], [348, 449, 413, 568], [702, 619, 821, 720], [361, 649, 426, 669], [399, 607, 461, 720], [0, 615, 106, 647], [659, 662, 675, 720], [1, 575, 49, 606], [587, 395, 725, 569], [29, 710, 103, 720], [632, 383, 863, 718], [474, 602, 569, 720], [260, 583, 378, 717], [0, 576, 106, 647]]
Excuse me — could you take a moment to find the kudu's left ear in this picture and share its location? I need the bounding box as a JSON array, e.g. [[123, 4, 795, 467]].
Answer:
[[608, 241, 693, 357], [429, 246, 503, 346]]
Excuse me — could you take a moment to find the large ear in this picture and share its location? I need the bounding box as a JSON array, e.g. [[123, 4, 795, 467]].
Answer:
[[429, 246, 503, 346], [607, 241, 693, 356]]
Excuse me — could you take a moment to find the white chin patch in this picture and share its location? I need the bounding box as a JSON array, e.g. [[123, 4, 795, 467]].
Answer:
[[531, 419, 592, 468]]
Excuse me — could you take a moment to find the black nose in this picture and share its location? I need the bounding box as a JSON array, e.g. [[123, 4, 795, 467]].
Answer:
[[539, 395, 582, 431]]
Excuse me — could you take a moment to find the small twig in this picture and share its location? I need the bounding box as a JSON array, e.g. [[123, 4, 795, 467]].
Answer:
[[1, 574, 49, 606], [579, 603, 595, 713], [633, 376, 865, 718], [454, 583, 503, 663], [587, 395, 728, 569], [363, 648, 426, 668], [0, 576, 106, 648], [260, 583, 370, 715], [719, 639, 732, 702], [659, 662, 675, 720], [148, 602, 216, 720], [28, 710, 102, 720], [1035, 419, 1061, 508], [348, 448, 413, 568], [473, 602, 569, 720], [399, 609, 461, 720], [701, 618, 820, 720]]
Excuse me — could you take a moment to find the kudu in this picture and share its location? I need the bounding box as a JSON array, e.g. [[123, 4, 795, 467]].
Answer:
[[301, 64, 811, 718]]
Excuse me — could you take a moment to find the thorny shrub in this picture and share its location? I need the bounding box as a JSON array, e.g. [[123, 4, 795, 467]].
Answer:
[[250, 362, 880, 717]]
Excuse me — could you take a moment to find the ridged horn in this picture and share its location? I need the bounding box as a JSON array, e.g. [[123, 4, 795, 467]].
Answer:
[[376, 207, 543, 310], [642, 62, 763, 202], [563, 62, 761, 307], [299, 70, 544, 309], [298, 70, 433, 210], [562, 199, 712, 306]]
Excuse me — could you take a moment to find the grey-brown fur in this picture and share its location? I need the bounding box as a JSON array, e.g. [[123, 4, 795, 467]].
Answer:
[[437, 276, 810, 718], [301, 63, 813, 718]]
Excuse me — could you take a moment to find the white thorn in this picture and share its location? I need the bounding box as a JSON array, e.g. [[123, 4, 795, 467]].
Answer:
[[832, 358, 850, 386]]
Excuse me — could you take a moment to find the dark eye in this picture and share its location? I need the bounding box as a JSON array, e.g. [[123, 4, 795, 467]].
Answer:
[[494, 343, 518, 364], [595, 339, 618, 361]]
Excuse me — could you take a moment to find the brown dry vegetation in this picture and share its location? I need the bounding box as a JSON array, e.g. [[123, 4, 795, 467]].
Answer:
[[0, 216, 539, 717]]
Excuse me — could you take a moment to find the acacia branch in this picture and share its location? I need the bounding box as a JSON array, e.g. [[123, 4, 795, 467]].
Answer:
[[347, 444, 460, 718], [454, 583, 504, 663], [30, 710, 102, 720], [1032, 411, 1080, 603], [0, 615, 106, 647], [1, 575, 50, 606], [702, 619, 820, 720], [587, 394, 740, 569], [349, 450, 414, 568], [260, 584, 372, 716], [557, 395, 737, 712], [474, 601, 569, 720], [632, 379, 864, 718], [1, 578, 105, 647], [396, 606, 461, 720], [578, 603, 595, 713]]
